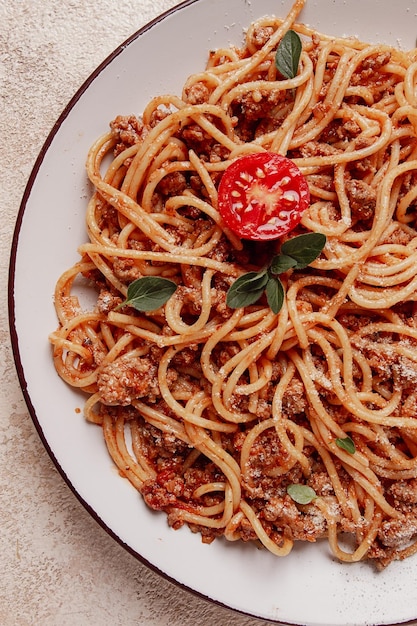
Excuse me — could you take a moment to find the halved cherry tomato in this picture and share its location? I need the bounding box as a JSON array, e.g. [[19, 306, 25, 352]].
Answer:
[[217, 152, 310, 241]]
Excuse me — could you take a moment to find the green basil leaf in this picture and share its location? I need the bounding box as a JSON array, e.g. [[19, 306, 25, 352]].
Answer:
[[265, 276, 285, 314], [270, 254, 297, 275], [231, 270, 268, 293], [281, 232, 326, 269], [227, 286, 266, 309], [121, 276, 177, 312], [275, 30, 302, 79], [287, 484, 317, 505], [226, 271, 268, 308], [335, 435, 356, 455]]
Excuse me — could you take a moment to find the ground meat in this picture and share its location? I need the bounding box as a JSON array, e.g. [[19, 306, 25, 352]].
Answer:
[[80, 335, 107, 368], [95, 201, 119, 233], [141, 460, 225, 519], [96, 290, 122, 314], [141, 481, 179, 509], [171, 343, 200, 368], [280, 377, 308, 415], [208, 142, 231, 163], [397, 171, 417, 219], [183, 464, 225, 500], [351, 51, 392, 87], [389, 479, 417, 506], [180, 123, 213, 155], [110, 114, 148, 156], [351, 331, 417, 386], [319, 118, 361, 144], [243, 429, 305, 497], [112, 257, 142, 283], [299, 140, 341, 158], [393, 356, 417, 385], [210, 280, 234, 318], [336, 312, 375, 333], [97, 354, 160, 405], [157, 171, 187, 196], [261, 496, 327, 542], [379, 226, 413, 246], [308, 173, 335, 193], [378, 513, 417, 548], [307, 471, 334, 497], [251, 25, 274, 49], [207, 238, 232, 263], [140, 420, 192, 461], [345, 177, 376, 222], [312, 101, 333, 122], [180, 265, 203, 291], [362, 51, 391, 71], [350, 154, 376, 178], [183, 81, 210, 104], [148, 108, 171, 128], [236, 89, 284, 122], [231, 89, 289, 141], [238, 516, 258, 542]]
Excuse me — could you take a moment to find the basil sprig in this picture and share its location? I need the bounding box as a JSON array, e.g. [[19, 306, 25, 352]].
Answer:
[[117, 276, 177, 312], [287, 484, 317, 505], [226, 232, 326, 314], [335, 435, 356, 455], [275, 30, 302, 79]]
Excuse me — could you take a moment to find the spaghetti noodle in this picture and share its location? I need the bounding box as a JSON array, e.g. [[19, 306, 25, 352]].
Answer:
[[49, 0, 417, 567]]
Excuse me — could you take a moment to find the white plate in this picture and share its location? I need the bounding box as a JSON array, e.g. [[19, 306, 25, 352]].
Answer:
[[9, 1, 417, 624]]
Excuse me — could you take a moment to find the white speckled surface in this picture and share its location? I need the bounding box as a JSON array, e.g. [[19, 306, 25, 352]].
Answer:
[[0, 2, 274, 624]]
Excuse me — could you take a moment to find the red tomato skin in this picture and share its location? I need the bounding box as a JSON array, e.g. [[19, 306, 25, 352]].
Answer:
[[217, 152, 310, 241]]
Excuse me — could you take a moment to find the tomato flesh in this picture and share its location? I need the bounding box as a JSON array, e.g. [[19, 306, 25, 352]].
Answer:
[[217, 152, 310, 241]]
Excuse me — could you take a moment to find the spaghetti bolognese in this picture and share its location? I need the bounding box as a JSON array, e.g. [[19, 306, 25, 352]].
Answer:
[[49, 0, 417, 568]]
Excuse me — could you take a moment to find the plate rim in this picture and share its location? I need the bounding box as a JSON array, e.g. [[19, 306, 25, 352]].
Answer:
[[7, 2, 417, 625]]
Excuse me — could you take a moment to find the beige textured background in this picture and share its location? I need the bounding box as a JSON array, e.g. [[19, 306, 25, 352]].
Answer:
[[0, 1, 276, 624]]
